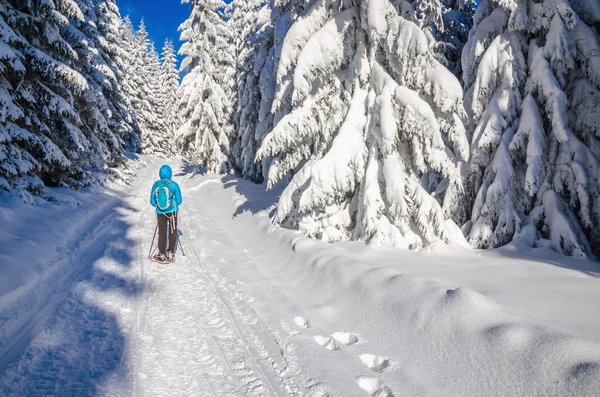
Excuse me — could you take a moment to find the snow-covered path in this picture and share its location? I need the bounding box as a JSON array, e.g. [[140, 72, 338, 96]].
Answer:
[[0, 159, 315, 396], [126, 176, 309, 397], [1, 157, 600, 396]]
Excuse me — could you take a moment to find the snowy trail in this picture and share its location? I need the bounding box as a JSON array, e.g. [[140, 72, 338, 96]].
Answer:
[[129, 192, 289, 397], [1, 157, 600, 396], [0, 159, 322, 396]]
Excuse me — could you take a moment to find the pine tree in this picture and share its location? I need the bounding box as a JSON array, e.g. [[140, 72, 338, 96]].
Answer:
[[111, 17, 171, 157], [177, 0, 233, 173], [255, 0, 469, 248], [463, 0, 600, 258], [0, 0, 145, 201], [385, 0, 477, 77], [159, 39, 181, 148], [131, 20, 154, 141], [1, 0, 94, 194], [232, 0, 271, 182], [437, 0, 477, 77], [96, 0, 141, 152], [232, 0, 328, 184], [0, 2, 40, 199], [118, 16, 149, 155], [141, 42, 170, 155], [233, 0, 301, 183], [220, 1, 236, 121], [67, 0, 126, 162]]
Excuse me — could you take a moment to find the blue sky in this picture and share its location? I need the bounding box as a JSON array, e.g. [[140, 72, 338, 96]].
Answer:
[[115, 0, 192, 62]]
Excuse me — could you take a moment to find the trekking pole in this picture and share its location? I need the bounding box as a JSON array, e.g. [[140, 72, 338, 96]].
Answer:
[[176, 232, 186, 257], [176, 211, 186, 257], [148, 223, 158, 259]]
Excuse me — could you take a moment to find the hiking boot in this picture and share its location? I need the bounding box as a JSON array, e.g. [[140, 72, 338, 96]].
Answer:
[[152, 253, 167, 262], [166, 251, 175, 261]]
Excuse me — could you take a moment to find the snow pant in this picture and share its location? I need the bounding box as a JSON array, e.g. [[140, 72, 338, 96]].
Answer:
[[157, 212, 178, 255]]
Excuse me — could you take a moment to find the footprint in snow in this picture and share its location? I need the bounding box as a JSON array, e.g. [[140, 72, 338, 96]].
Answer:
[[294, 316, 310, 329], [331, 331, 359, 346], [359, 353, 391, 372], [306, 383, 330, 397], [356, 376, 393, 397], [313, 335, 340, 350]]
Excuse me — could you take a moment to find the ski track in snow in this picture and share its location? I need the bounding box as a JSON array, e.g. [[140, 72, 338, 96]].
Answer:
[[0, 160, 338, 396], [1, 157, 600, 397]]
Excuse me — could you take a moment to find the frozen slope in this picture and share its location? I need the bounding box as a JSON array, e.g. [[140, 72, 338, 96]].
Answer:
[[0, 157, 600, 396]]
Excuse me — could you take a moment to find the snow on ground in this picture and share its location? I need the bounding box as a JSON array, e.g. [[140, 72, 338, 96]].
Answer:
[[1, 156, 600, 396]]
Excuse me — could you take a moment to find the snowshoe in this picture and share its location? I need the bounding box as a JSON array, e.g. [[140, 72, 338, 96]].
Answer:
[[150, 254, 170, 264]]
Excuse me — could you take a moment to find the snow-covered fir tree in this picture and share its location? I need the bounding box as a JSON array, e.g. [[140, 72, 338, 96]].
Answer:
[[0, 1, 38, 198], [232, 0, 273, 182], [8, 0, 94, 192], [66, 0, 126, 162], [383, 0, 477, 77], [140, 42, 171, 156], [437, 0, 477, 77], [255, 0, 470, 249], [177, 0, 233, 173], [463, 0, 600, 258], [116, 15, 144, 151], [0, 0, 155, 201], [220, 1, 237, 120], [94, 0, 141, 152], [159, 39, 181, 147], [131, 20, 156, 145], [0, 0, 106, 199], [112, 17, 173, 157]]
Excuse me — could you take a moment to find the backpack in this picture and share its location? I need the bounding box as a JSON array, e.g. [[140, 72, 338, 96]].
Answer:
[[154, 180, 175, 213]]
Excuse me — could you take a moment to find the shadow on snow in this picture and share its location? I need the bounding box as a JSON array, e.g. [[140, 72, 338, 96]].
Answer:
[[0, 186, 149, 396], [221, 176, 280, 219], [175, 159, 206, 179], [491, 242, 600, 277]]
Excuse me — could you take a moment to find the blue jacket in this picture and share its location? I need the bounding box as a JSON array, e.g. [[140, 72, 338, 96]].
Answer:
[[150, 165, 182, 214]]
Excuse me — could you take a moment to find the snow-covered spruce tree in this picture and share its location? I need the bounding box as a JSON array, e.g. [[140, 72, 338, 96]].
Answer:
[[0, 0, 103, 195], [463, 0, 600, 257], [232, 0, 273, 182], [66, 0, 127, 164], [141, 42, 171, 156], [437, 0, 477, 77], [383, 0, 477, 77], [177, 0, 233, 173], [57, 0, 145, 181], [255, 0, 469, 248], [0, 3, 39, 197], [0, 0, 144, 200], [111, 17, 169, 157], [220, 1, 237, 119], [232, 0, 474, 183], [231, 0, 307, 182], [130, 20, 156, 146], [159, 39, 181, 148], [95, 0, 141, 152], [116, 15, 144, 151]]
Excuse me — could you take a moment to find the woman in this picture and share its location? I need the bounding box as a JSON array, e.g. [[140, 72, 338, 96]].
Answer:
[[149, 164, 182, 263]]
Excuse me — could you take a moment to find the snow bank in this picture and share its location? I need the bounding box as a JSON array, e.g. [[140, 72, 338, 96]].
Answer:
[[0, 156, 150, 367], [184, 173, 600, 396]]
